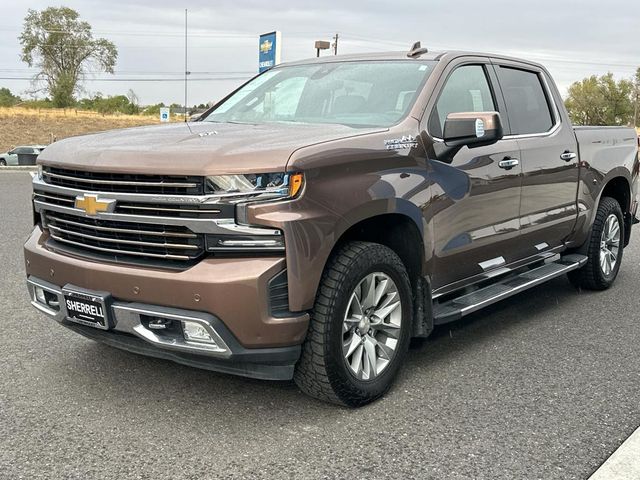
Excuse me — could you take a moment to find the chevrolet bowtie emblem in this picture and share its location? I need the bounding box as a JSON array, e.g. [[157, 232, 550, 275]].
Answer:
[[260, 39, 272, 54], [75, 194, 116, 216]]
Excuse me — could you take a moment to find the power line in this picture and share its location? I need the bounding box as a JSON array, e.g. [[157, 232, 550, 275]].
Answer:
[[0, 76, 250, 82], [0, 68, 255, 75]]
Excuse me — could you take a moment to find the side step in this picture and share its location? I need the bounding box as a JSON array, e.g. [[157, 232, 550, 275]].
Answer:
[[433, 254, 587, 325]]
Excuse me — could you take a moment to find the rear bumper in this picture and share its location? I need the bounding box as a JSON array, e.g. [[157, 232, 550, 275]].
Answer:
[[27, 276, 301, 380]]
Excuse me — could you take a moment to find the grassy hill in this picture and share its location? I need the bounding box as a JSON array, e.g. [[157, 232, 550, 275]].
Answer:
[[0, 107, 166, 153]]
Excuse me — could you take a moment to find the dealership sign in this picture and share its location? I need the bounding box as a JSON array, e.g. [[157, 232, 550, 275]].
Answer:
[[259, 31, 282, 73]]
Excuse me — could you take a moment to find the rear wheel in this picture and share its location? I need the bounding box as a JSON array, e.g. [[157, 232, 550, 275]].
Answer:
[[568, 196, 624, 290], [294, 241, 412, 406]]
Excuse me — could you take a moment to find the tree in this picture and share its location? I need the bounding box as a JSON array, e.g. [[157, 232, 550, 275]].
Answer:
[[565, 73, 634, 126], [0, 88, 21, 107], [565, 76, 605, 125], [126, 89, 140, 114], [19, 7, 117, 108], [599, 73, 633, 126]]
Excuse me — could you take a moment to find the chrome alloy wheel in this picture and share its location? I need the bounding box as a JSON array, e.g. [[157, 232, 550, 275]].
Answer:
[[342, 272, 402, 381], [600, 213, 621, 276]]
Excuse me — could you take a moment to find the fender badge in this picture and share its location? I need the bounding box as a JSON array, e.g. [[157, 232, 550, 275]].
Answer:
[[384, 135, 418, 150], [198, 130, 218, 137]]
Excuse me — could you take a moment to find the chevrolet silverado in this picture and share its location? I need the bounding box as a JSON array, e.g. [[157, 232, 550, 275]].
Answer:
[[25, 45, 639, 406]]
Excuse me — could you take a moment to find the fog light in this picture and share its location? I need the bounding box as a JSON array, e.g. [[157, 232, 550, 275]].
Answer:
[[182, 320, 215, 344], [34, 286, 46, 304]]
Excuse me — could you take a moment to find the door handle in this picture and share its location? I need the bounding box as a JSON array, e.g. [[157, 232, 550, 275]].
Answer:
[[560, 151, 577, 162], [498, 157, 519, 170]]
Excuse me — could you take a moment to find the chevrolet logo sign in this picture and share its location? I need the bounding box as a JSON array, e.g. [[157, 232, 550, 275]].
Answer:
[[260, 39, 272, 54], [74, 194, 116, 216]]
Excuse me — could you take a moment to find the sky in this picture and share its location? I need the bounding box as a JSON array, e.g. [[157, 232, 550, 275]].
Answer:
[[0, 0, 638, 106]]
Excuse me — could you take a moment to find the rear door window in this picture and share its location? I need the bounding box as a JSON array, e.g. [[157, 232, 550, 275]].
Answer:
[[496, 67, 555, 135], [429, 65, 496, 138]]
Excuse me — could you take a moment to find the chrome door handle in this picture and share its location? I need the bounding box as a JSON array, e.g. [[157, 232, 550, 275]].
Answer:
[[560, 151, 577, 162], [498, 158, 519, 170]]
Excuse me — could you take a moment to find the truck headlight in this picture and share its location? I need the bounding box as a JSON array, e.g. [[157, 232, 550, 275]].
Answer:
[[204, 172, 303, 201], [203, 173, 302, 253]]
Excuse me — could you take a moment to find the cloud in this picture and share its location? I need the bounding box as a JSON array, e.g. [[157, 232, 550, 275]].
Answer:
[[0, 0, 636, 104]]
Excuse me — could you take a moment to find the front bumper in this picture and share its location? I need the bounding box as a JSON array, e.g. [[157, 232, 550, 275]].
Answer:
[[24, 226, 309, 348], [27, 276, 301, 380]]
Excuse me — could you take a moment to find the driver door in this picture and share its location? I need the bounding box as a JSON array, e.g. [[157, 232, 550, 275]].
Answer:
[[426, 61, 525, 291]]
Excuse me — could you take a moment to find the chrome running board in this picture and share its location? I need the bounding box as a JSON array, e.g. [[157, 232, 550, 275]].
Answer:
[[433, 254, 587, 325]]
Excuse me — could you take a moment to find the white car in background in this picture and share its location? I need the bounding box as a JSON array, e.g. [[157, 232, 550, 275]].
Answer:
[[0, 145, 46, 166]]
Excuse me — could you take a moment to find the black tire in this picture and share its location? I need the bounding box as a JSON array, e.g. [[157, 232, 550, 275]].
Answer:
[[294, 241, 412, 407], [0, 159, 6, 166], [568, 196, 624, 290]]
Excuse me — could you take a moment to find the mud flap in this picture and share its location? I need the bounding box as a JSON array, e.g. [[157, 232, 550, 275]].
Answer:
[[412, 276, 434, 338]]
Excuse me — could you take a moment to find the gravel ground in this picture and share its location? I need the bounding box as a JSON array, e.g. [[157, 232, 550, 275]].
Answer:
[[1, 171, 639, 479]]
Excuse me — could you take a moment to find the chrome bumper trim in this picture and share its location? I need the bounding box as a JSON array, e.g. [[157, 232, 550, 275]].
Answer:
[[27, 276, 231, 358]]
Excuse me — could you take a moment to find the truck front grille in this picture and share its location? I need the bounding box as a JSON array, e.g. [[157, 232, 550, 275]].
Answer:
[[42, 166, 205, 195], [33, 189, 229, 219], [44, 211, 205, 265]]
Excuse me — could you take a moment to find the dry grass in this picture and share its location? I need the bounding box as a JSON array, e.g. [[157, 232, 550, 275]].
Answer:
[[0, 107, 168, 152]]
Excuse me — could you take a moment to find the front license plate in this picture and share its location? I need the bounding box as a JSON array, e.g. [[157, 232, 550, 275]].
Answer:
[[62, 287, 111, 330]]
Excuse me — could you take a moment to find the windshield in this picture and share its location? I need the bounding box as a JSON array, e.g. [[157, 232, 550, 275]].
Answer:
[[203, 60, 436, 128]]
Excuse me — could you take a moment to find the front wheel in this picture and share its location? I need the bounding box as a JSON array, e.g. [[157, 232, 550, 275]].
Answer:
[[294, 241, 412, 407], [568, 196, 624, 290], [0, 159, 6, 166]]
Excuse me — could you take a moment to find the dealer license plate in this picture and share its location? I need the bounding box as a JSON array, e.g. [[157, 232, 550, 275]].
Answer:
[[62, 286, 111, 330]]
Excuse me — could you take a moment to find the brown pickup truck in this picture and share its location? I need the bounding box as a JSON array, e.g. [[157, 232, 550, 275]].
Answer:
[[25, 45, 639, 406]]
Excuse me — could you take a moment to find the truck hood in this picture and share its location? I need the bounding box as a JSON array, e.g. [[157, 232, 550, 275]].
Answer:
[[38, 121, 386, 176]]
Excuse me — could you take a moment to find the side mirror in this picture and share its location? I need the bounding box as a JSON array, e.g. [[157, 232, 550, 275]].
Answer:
[[443, 111, 503, 149]]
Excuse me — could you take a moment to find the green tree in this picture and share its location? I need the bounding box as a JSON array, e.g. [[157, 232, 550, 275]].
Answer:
[[0, 87, 21, 107], [126, 89, 140, 114], [599, 73, 633, 125], [565, 72, 634, 126], [565, 76, 605, 125], [19, 7, 117, 108]]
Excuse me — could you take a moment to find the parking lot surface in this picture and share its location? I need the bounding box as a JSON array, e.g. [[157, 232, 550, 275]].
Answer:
[[1, 171, 639, 479]]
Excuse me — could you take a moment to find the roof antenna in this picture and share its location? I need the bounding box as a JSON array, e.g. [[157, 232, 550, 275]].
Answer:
[[407, 41, 429, 58]]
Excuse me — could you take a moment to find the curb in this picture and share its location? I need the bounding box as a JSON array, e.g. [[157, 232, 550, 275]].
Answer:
[[589, 426, 640, 479], [0, 166, 38, 172]]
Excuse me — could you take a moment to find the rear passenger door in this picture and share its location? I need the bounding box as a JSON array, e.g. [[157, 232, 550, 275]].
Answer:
[[493, 62, 580, 254], [425, 60, 525, 290]]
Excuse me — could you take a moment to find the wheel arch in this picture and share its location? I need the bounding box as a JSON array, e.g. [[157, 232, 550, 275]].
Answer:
[[600, 175, 631, 214], [326, 207, 432, 339], [599, 175, 632, 246]]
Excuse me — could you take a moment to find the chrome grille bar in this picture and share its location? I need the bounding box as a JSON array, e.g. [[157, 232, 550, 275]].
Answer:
[[44, 213, 197, 238], [43, 171, 199, 188], [117, 204, 221, 214], [33, 192, 75, 204], [47, 225, 200, 250], [48, 234, 192, 261]]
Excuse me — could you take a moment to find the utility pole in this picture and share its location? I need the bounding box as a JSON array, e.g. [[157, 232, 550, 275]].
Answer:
[[332, 33, 339, 55], [634, 68, 640, 128], [184, 9, 190, 122]]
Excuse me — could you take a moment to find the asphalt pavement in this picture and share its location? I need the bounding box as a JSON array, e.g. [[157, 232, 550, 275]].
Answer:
[[1, 171, 639, 479]]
